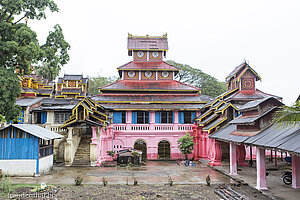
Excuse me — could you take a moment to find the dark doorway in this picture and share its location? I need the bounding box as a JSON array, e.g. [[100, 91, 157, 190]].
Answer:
[[134, 140, 147, 161], [158, 140, 170, 159], [221, 141, 230, 162]]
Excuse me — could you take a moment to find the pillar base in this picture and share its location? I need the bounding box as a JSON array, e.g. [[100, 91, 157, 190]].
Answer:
[[255, 186, 268, 190]]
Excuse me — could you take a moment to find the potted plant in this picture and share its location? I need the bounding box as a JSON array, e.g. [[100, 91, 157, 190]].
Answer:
[[177, 132, 195, 166], [107, 150, 116, 160]]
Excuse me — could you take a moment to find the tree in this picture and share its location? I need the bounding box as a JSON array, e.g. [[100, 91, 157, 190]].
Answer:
[[166, 60, 227, 97], [274, 101, 300, 128], [177, 132, 195, 160], [88, 76, 118, 96], [0, 0, 70, 121], [0, 68, 21, 122]]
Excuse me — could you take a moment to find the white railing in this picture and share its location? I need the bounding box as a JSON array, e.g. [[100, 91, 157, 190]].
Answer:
[[112, 123, 193, 132], [177, 125, 193, 131], [131, 125, 150, 131], [45, 124, 66, 133], [154, 125, 174, 131], [113, 124, 127, 131]]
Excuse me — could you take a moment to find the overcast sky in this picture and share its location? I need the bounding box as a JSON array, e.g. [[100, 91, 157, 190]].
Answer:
[[28, 0, 299, 105]]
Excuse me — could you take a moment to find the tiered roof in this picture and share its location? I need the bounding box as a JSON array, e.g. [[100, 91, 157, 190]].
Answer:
[[55, 74, 88, 98], [127, 33, 168, 51], [196, 62, 281, 135], [93, 34, 212, 110]]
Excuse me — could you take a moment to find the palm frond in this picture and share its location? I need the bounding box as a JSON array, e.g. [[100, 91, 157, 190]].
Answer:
[[274, 101, 300, 128]]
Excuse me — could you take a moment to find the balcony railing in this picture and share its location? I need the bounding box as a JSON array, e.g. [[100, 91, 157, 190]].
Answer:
[[113, 123, 193, 132]]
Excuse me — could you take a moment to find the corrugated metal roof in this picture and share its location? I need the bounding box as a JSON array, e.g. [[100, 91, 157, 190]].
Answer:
[[93, 94, 212, 103], [11, 124, 62, 140], [99, 80, 200, 91], [63, 74, 83, 80], [128, 37, 168, 50], [238, 97, 283, 111], [99, 103, 204, 110], [203, 117, 227, 131], [16, 98, 44, 107], [225, 89, 281, 101], [41, 98, 79, 106], [33, 105, 75, 111], [229, 107, 276, 124], [211, 122, 300, 154], [199, 114, 219, 126], [209, 124, 250, 143], [117, 61, 178, 71]]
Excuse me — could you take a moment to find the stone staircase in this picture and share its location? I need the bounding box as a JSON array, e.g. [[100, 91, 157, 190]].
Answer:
[[72, 136, 91, 166]]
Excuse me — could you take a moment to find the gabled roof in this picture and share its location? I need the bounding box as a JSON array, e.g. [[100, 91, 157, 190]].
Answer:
[[127, 34, 168, 51], [209, 124, 249, 143], [225, 62, 261, 84], [238, 97, 283, 112], [117, 61, 179, 71], [199, 114, 219, 126], [1, 124, 62, 140], [98, 80, 201, 92], [16, 97, 43, 107], [229, 107, 277, 125], [225, 89, 281, 101], [202, 117, 227, 133], [63, 74, 83, 80]]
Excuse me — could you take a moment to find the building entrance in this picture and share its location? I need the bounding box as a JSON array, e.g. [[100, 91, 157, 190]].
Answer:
[[134, 140, 147, 161], [158, 140, 170, 159]]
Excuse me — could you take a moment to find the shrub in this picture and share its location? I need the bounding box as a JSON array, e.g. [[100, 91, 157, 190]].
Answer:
[[74, 174, 83, 186]]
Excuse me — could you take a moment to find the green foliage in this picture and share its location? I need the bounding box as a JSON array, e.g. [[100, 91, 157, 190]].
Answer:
[[36, 24, 70, 80], [0, 174, 12, 195], [88, 76, 118, 95], [166, 60, 227, 97], [74, 174, 83, 186], [102, 177, 108, 186], [0, 68, 21, 121], [177, 132, 195, 160], [274, 101, 300, 128], [107, 150, 115, 157], [0, 0, 69, 121]]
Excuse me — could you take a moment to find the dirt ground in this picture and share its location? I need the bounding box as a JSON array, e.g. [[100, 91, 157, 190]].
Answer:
[[1, 183, 271, 200]]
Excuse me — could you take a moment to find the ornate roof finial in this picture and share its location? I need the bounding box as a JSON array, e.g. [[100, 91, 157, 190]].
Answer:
[[163, 33, 167, 38], [128, 33, 132, 38]]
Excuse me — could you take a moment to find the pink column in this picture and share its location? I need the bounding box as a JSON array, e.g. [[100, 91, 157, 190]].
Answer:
[[208, 139, 222, 166], [174, 111, 179, 123], [237, 144, 248, 167], [229, 142, 238, 175], [91, 126, 97, 144], [256, 147, 268, 190], [149, 111, 155, 131], [292, 155, 300, 188]]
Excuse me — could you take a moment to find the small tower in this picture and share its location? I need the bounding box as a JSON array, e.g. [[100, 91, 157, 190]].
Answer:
[[116, 33, 179, 81], [225, 62, 261, 92]]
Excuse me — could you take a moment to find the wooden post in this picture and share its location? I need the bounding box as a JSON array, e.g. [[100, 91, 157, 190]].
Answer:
[[270, 150, 273, 163], [249, 146, 253, 167]]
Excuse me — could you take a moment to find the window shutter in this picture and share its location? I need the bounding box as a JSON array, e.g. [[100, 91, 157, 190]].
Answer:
[[113, 112, 122, 124], [155, 112, 160, 123], [178, 112, 184, 124], [41, 111, 47, 124], [132, 111, 137, 124], [191, 112, 196, 123], [172, 111, 174, 123]]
